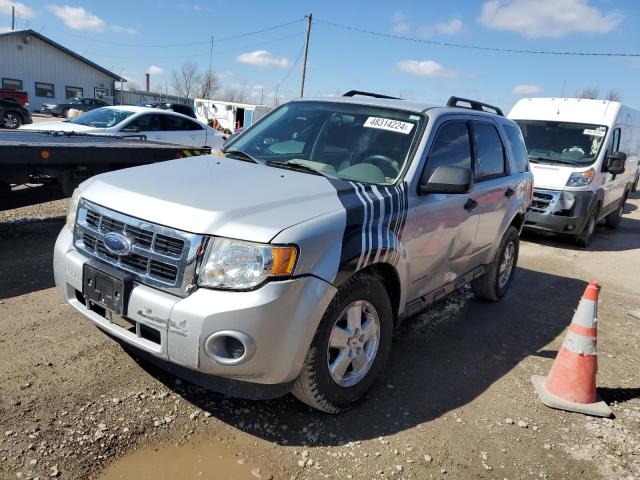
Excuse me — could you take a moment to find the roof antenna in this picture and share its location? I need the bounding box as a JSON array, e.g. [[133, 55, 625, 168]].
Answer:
[[557, 79, 566, 115]]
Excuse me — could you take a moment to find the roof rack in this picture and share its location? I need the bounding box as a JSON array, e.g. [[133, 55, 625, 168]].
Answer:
[[343, 90, 401, 100], [446, 96, 504, 117]]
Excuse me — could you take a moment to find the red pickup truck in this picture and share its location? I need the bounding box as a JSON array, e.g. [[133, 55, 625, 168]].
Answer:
[[0, 89, 29, 108]]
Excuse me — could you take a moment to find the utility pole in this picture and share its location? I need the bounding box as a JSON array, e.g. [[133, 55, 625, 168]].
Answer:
[[299, 13, 312, 98], [12, 6, 15, 30]]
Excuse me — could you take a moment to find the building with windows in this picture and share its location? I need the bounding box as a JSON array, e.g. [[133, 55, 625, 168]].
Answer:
[[0, 29, 123, 111]]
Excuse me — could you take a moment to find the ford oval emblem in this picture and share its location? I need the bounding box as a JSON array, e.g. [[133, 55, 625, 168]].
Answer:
[[103, 232, 132, 256]]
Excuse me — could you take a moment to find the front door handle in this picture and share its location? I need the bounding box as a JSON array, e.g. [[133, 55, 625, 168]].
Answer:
[[505, 187, 516, 198], [464, 199, 478, 212]]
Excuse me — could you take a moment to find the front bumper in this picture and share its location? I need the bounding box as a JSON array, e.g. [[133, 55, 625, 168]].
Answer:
[[53, 227, 337, 395], [524, 189, 596, 235]]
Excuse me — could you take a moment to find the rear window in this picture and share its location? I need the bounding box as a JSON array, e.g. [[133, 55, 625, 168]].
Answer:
[[502, 123, 529, 173]]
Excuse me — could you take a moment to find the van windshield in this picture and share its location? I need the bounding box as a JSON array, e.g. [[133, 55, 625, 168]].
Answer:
[[515, 120, 608, 166], [225, 101, 424, 185]]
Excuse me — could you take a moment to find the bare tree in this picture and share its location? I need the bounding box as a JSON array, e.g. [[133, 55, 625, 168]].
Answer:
[[605, 89, 622, 102], [197, 71, 220, 99], [172, 61, 199, 99], [219, 81, 248, 103], [576, 87, 600, 99]]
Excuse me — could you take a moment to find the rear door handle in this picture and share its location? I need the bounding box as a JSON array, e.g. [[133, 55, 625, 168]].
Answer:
[[505, 187, 516, 198], [464, 199, 478, 212]]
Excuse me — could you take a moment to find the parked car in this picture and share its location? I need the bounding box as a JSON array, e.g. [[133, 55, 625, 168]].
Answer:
[[0, 89, 29, 108], [509, 98, 640, 247], [53, 93, 533, 412], [137, 101, 197, 119], [41, 97, 109, 117], [21, 106, 223, 148], [0, 99, 32, 129]]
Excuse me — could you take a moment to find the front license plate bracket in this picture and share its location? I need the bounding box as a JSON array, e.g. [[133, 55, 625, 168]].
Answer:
[[83, 262, 132, 316]]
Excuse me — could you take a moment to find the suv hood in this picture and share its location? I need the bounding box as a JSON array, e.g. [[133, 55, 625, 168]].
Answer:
[[80, 154, 345, 242]]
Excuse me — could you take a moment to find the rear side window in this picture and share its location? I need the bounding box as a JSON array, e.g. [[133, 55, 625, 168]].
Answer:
[[422, 121, 472, 183], [474, 122, 506, 180], [502, 124, 529, 173], [163, 115, 203, 131]]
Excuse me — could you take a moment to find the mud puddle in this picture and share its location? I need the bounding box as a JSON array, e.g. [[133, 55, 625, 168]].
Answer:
[[98, 440, 265, 480]]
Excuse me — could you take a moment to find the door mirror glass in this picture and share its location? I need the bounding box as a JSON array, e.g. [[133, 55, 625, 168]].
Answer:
[[607, 151, 626, 175], [419, 165, 473, 195]]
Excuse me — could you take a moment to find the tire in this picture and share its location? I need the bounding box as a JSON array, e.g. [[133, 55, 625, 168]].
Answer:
[[2, 111, 22, 129], [575, 206, 598, 248], [604, 193, 627, 229], [292, 273, 393, 413], [472, 226, 519, 302], [633, 175, 639, 193]]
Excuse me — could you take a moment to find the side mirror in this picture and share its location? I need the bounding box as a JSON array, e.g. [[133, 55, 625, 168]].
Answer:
[[607, 151, 626, 175], [418, 165, 473, 195]]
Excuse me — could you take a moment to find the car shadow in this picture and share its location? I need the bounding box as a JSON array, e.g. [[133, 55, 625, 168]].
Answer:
[[129, 266, 587, 446], [0, 184, 65, 211], [0, 218, 62, 299], [522, 214, 640, 252]]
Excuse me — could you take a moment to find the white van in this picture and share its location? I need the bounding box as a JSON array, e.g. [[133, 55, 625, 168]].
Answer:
[[509, 98, 639, 246]]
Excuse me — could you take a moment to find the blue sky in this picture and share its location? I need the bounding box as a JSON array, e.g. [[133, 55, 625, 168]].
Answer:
[[2, 0, 639, 110]]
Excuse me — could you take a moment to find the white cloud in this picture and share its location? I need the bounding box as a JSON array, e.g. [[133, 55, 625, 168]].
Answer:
[[146, 65, 164, 75], [397, 60, 458, 78], [236, 50, 291, 69], [0, 0, 35, 20], [419, 18, 464, 36], [46, 5, 105, 31], [193, 4, 203, 12], [512, 84, 542, 95], [111, 25, 138, 35], [391, 10, 410, 34], [479, 0, 623, 38]]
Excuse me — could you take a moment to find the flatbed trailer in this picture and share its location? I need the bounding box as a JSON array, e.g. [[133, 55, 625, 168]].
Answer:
[[0, 130, 210, 196]]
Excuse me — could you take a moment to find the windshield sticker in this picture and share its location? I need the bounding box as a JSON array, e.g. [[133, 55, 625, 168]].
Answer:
[[364, 117, 414, 135], [583, 128, 606, 137]]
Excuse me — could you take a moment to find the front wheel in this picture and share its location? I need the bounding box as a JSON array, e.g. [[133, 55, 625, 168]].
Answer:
[[604, 195, 627, 229], [575, 208, 597, 247], [292, 274, 393, 413], [472, 226, 519, 302]]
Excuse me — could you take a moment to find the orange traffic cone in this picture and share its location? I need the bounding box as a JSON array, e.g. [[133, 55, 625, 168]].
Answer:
[[531, 281, 612, 417]]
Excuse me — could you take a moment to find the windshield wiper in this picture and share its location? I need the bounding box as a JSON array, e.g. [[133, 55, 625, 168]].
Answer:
[[222, 149, 261, 164], [265, 159, 329, 177], [529, 156, 579, 166]]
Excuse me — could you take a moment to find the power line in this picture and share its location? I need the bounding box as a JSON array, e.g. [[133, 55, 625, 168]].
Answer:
[[315, 18, 640, 57], [48, 18, 305, 48], [275, 37, 306, 105], [85, 32, 304, 60]]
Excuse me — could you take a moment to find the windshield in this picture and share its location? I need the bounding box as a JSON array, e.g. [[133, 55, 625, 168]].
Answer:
[[515, 120, 608, 166], [69, 108, 135, 128], [226, 101, 425, 185]]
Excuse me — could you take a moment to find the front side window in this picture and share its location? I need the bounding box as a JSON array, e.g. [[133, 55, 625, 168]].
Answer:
[[474, 122, 506, 180], [422, 121, 472, 184], [66, 87, 83, 99], [515, 120, 608, 167], [35, 82, 54, 98], [123, 114, 163, 132], [2, 78, 22, 90], [226, 101, 425, 185], [607, 128, 621, 156], [69, 108, 135, 128]]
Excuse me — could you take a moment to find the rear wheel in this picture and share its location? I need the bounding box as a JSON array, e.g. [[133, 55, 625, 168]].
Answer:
[[604, 194, 627, 229], [292, 273, 393, 413], [472, 226, 519, 302], [2, 111, 22, 129]]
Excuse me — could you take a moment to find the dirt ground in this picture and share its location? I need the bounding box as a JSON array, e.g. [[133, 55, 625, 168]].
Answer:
[[1, 187, 639, 480]]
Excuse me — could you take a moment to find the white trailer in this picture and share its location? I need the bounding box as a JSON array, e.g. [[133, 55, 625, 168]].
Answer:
[[194, 99, 272, 131], [509, 97, 640, 247]]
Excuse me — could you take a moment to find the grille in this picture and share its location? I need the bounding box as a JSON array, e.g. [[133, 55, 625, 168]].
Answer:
[[530, 190, 560, 214], [74, 200, 203, 296]]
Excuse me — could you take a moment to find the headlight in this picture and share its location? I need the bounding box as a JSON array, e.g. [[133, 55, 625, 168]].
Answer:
[[198, 238, 298, 290], [566, 168, 595, 187], [65, 189, 81, 231]]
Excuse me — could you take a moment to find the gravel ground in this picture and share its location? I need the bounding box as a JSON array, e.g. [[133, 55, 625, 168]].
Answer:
[[0, 191, 638, 480]]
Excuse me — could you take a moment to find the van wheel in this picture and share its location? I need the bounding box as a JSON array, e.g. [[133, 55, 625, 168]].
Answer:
[[604, 194, 627, 229], [472, 226, 519, 302], [576, 208, 597, 247], [292, 273, 393, 413]]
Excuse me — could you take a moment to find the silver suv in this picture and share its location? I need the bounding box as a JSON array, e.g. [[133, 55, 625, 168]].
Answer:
[[54, 92, 533, 413]]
